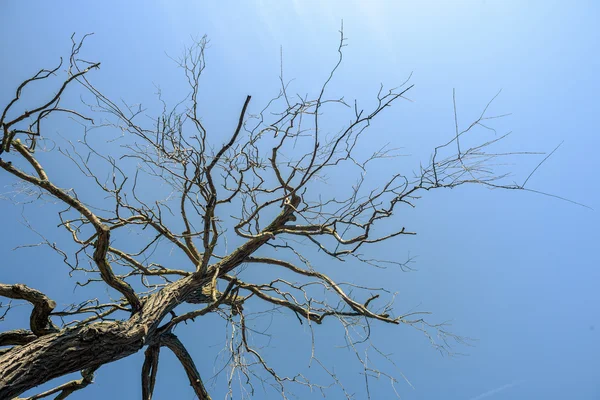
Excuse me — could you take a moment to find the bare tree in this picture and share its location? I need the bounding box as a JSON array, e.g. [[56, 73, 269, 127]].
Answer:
[[0, 31, 547, 399]]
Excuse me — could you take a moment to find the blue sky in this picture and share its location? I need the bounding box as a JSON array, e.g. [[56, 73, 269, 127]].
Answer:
[[1, 1, 599, 399]]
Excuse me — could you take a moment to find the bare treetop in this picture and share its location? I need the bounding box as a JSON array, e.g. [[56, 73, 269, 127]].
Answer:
[[0, 31, 551, 399]]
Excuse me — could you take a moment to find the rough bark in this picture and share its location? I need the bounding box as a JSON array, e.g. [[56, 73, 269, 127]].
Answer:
[[0, 322, 141, 399], [0, 275, 193, 398]]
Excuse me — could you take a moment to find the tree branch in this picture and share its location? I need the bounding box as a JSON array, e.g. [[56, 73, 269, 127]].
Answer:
[[17, 368, 97, 400], [141, 345, 160, 400], [160, 333, 211, 400], [0, 329, 37, 346], [0, 284, 58, 336]]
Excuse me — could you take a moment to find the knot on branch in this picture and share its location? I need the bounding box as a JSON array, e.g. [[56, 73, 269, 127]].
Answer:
[[185, 284, 244, 315], [80, 321, 114, 342]]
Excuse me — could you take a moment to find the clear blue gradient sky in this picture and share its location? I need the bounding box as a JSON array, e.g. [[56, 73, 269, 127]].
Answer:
[[1, 1, 599, 399]]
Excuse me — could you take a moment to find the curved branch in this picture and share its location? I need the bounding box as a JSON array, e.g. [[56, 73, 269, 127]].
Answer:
[[244, 257, 397, 324], [160, 333, 211, 400], [18, 368, 97, 400], [0, 284, 58, 336], [0, 141, 141, 311]]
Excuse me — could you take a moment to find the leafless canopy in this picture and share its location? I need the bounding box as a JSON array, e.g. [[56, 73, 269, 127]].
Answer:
[[0, 31, 543, 399]]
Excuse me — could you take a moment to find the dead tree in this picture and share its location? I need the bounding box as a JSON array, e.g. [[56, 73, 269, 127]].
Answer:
[[0, 32, 542, 399]]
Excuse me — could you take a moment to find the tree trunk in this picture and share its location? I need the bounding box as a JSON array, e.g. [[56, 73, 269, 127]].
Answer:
[[0, 275, 198, 398], [0, 321, 144, 399]]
